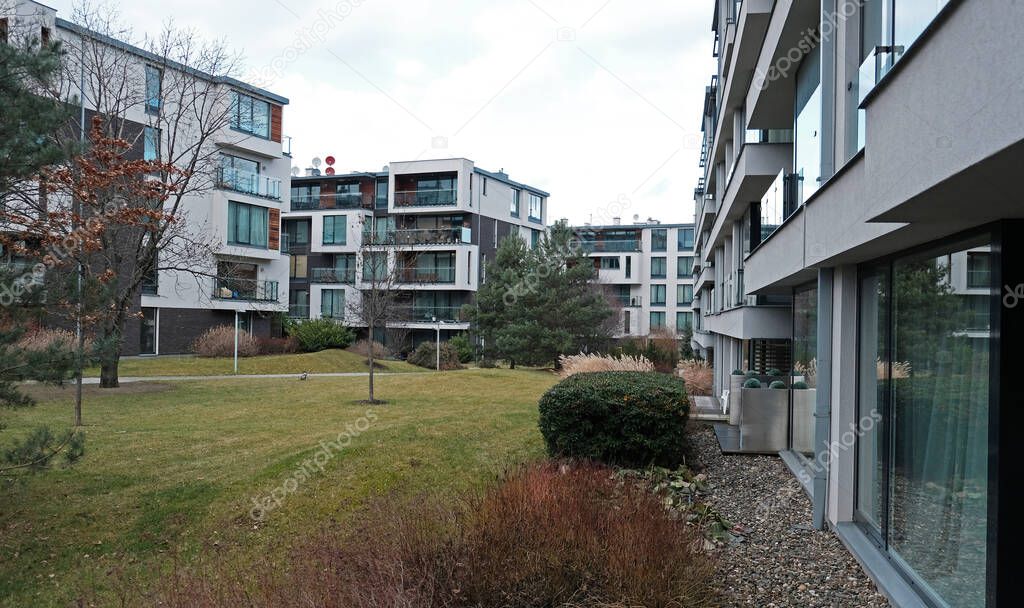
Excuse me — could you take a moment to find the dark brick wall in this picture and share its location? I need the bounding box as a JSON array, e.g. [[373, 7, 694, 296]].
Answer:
[[118, 306, 275, 356]]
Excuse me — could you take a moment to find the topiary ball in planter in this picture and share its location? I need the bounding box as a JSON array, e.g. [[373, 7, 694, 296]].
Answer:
[[792, 381, 809, 390], [769, 380, 787, 389], [745, 370, 758, 378], [732, 369, 745, 376], [768, 368, 782, 377], [743, 378, 762, 389], [538, 371, 688, 468]]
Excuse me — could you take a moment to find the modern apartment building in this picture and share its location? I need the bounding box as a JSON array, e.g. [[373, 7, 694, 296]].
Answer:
[[2, 0, 291, 356], [573, 221, 696, 338], [282, 158, 549, 346], [694, 1, 1022, 606]]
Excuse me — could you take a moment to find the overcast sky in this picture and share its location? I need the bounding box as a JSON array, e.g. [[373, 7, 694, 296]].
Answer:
[[47, 0, 714, 225]]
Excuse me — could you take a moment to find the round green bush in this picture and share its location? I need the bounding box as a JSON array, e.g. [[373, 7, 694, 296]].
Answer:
[[447, 334, 474, 364], [744, 370, 758, 378], [743, 378, 762, 389], [767, 368, 782, 377], [287, 319, 355, 352], [408, 341, 463, 370], [769, 380, 787, 389], [731, 369, 745, 376], [538, 371, 689, 468], [792, 381, 809, 390]]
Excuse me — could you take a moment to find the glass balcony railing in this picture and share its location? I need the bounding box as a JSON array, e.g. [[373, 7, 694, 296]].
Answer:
[[288, 304, 310, 319], [310, 268, 356, 284], [577, 240, 641, 253], [398, 305, 467, 323], [377, 228, 470, 246], [290, 193, 368, 211], [394, 188, 458, 207], [217, 167, 282, 200], [396, 267, 456, 284], [213, 277, 279, 302]]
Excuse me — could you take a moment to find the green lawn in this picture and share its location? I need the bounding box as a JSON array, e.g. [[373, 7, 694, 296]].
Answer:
[[83, 349, 423, 377], [0, 369, 558, 606]]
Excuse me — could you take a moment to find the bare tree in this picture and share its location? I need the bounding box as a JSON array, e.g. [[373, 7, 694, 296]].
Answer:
[[347, 217, 402, 404]]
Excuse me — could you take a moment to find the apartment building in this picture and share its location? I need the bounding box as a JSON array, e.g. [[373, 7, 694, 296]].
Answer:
[[694, 1, 1023, 606], [282, 158, 549, 347], [573, 221, 696, 338], [2, 1, 292, 355]]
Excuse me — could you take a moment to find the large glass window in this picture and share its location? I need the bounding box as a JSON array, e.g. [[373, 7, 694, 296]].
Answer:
[[650, 257, 667, 279], [321, 289, 345, 319], [227, 201, 268, 248], [528, 194, 543, 221], [676, 311, 692, 332], [375, 179, 388, 209], [651, 229, 667, 252], [857, 235, 991, 608], [230, 91, 271, 138], [650, 284, 666, 306], [794, 43, 822, 205], [792, 283, 818, 456], [143, 126, 159, 162], [283, 219, 310, 247], [144, 65, 161, 114], [511, 189, 520, 217], [323, 215, 347, 245], [966, 252, 991, 289], [598, 256, 620, 270], [676, 284, 693, 306], [677, 227, 695, 250], [650, 311, 666, 329], [139, 308, 156, 354], [677, 256, 694, 278]]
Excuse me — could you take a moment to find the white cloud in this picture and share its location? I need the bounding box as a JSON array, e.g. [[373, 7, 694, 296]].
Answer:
[[47, 0, 714, 224]]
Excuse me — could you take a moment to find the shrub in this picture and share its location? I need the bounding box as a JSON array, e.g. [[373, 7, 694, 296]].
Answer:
[[792, 380, 809, 390], [478, 358, 497, 369], [677, 359, 712, 397], [767, 368, 782, 377], [193, 326, 258, 358], [155, 462, 715, 608], [744, 370, 758, 378], [347, 339, 392, 359], [538, 371, 689, 468], [447, 334, 474, 363], [16, 327, 93, 354], [769, 380, 787, 389], [287, 319, 355, 353], [558, 352, 653, 378], [743, 378, 762, 389], [731, 369, 745, 376], [407, 342, 463, 370], [256, 336, 298, 355]]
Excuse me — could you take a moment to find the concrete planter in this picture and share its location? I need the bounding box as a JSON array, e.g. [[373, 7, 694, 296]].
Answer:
[[790, 388, 817, 454], [739, 387, 789, 453], [728, 375, 746, 425]]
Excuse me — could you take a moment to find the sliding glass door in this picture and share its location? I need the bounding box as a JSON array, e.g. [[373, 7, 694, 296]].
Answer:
[[857, 235, 992, 607]]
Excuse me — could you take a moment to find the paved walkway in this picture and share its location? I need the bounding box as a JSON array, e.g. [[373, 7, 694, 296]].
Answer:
[[691, 395, 728, 421], [80, 371, 429, 384]]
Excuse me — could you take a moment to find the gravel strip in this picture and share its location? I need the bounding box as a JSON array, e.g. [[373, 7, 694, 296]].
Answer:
[[690, 425, 891, 608]]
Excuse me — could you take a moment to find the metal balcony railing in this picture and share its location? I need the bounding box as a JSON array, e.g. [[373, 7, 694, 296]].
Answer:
[[217, 167, 282, 200], [396, 267, 456, 284], [394, 188, 458, 207], [288, 304, 310, 319], [213, 277, 279, 302], [397, 305, 467, 323], [378, 227, 469, 246], [311, 268, 356, 284]]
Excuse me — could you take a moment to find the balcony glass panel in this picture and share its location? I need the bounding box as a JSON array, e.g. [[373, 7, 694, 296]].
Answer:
[[213, 277, 278, 302]]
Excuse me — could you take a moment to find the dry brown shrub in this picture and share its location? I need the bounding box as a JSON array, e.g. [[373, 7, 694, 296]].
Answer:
[[677, 359, 713, 397], [558, 352, 654, 378], [192, 325, 258, 358]]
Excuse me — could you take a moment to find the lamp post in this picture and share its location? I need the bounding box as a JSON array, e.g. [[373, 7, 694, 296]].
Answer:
[[233, 310, 239, 374], [432, 315, 440, 371]]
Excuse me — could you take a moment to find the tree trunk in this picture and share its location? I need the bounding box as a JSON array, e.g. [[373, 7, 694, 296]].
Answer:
[[367, 342, 375, 403], [510, 358, 516, 370], [100, 357, 120, 388]]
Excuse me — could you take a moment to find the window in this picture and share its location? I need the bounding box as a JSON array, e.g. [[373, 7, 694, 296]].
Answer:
[[677, 256, 693, 277], [336, 182, 361, 207], [675, 311, 692, 332], [375, 179, 388, 209], [323, 215, 347, 245], [857, 235, 992, 608], [141, 254, 158, 296], [144, 65, 162, 114], [650, 311, 666, 329], [599, 256, 620, 270], [650, 284, 666, 306], [511, 189, 520, 216], [794, 43, 822, 205], [230, 91, 271, 138], [651, 229, 667, 252], [676, 284, 693, 305], [966, 252, 991, 289], [291, 184, 321, 209], [650, 257, 667, 279], [290, 254, 308, 279], [528, 194, 543, 222], [677, 227, 695, 250], [624, 310, 631, 334], [289, 290, 309, 318], [321, 289, 345, 319], [143, 126, 159, 161], [0, 18, 8, 45], [139, 308, 157, 354], [531, 229, 540, 249], [363, 251, 387, 281], [482, 177, 488, 196], [40, 26, 50, 45], [283, 219, 310, 247], [625, 256, 632, 279], [227, 201, 269, 248]]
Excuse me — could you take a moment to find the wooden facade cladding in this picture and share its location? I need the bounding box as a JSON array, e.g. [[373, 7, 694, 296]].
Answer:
[[270, 105, 283, 143], [268, 207, 281, 250]]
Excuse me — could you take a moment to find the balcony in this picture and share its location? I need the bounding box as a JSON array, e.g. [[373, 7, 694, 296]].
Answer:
[[310, 268, 356, 284], [213, 277, 279, 302], [394, 188, 458, 208], [396, 266, 456, 284], [288, 304, 310, 319], [291, 193, 369, 211], [577, 239, 640, 253], [217, 167, 282, 201], [397, 305, 467, 323], [379, 228, 470, 246]]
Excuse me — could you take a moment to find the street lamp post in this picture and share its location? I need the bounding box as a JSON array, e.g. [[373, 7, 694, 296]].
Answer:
[[432, 316, 440, 371]]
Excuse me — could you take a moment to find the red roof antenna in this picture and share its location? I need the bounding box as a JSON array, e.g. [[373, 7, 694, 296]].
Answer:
[[325, 167, 336, 175], [325, 155, 336, 166]]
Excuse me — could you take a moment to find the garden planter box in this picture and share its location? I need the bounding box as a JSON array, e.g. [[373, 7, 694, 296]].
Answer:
[[739, 388, 789, 453], [790, 388, 816, 454], [728, 375, 746, 425]]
